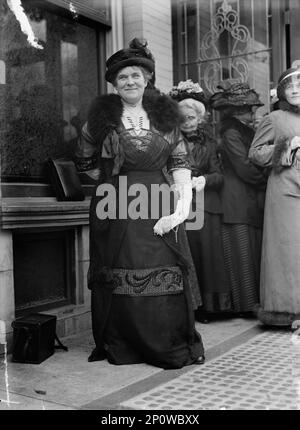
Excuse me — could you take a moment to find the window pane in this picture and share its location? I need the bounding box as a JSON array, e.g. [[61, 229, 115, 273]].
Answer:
[[247, 50, 270, 117], [186, 0, 198, 62], [1, 4, 101, 181], [252, 0, 268, 47]]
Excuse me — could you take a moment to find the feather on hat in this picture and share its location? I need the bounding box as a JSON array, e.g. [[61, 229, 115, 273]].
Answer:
[[105, 38, 155, 83], [210, 81, 263, 110]]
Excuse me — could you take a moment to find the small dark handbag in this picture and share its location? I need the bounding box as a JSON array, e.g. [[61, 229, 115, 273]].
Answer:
[[48, 158, 85, 201], [11, 313, 68, 364]]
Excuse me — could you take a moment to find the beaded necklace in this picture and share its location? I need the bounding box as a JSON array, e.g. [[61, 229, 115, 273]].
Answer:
[[122, 103, 146, 133], [125, 113, 144, 132]]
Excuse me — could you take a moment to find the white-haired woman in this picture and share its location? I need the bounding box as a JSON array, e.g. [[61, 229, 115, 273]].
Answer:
[[171, 83, 230, 322]]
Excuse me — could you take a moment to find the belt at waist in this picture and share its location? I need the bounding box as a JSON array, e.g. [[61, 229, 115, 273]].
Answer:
[[120, 169, 166, 184]]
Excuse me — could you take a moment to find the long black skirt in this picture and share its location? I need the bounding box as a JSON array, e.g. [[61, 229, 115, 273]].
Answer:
[[89, 170, 204, 369], [91, 289, 203, 369], [187, 212, 232, 313], [222, 223, 262, 313]]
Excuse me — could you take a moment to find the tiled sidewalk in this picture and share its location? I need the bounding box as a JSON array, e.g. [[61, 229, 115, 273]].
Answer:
[[0, 318, 259, 410], [121, 329, 300, 410]]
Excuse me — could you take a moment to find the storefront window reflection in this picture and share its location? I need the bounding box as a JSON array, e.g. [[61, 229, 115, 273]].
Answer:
[[0, 2, 101, 181]]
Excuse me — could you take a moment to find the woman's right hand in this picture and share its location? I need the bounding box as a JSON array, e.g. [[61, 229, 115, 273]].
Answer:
[[192, 176, 206, 192], [290, 136, 300, 150]]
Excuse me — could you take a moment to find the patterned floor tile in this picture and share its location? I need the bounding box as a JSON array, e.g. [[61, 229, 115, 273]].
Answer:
[[121, 330, 300, 410]]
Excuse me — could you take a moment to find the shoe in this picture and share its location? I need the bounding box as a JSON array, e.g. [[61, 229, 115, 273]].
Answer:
[[194, 355, 205, 365], [195, 313, 209, 324], [195, 309, 209, 324], [88, 347, 106, 362], [197, 316, 209, 324]]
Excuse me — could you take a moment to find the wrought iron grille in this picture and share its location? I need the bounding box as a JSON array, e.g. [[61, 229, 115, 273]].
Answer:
[[173, 0, 271, 114]]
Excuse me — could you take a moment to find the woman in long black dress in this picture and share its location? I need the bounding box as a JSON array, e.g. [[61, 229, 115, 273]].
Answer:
[[170, 81, 231, 321], [210, 82, 267, 315], [75, 39, 204, 369]]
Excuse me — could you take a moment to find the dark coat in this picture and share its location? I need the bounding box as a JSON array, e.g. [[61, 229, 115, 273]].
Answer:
[[184, 126, 223, 214], [219, 117, 267, 227]]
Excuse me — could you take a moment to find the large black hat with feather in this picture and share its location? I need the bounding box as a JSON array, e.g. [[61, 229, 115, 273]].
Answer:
[[105, 38, 155, 83], [210, 80, 263, 110]]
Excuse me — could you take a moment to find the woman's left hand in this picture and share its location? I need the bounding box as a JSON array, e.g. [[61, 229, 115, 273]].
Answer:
[[290, 136, 300, 150]]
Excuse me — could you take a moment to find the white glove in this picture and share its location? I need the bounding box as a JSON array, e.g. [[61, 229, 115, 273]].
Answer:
[[192, 175, 206, 192], [290, 136, 300, 150], [153, 169, 192, 236]]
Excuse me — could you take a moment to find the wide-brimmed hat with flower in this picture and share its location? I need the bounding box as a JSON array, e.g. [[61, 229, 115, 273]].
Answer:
[[169, 79, 208, 106], [210, 81, 264, 110]]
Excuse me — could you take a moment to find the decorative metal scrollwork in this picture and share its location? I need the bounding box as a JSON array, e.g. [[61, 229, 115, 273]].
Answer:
[[199, 0, 251, 94]]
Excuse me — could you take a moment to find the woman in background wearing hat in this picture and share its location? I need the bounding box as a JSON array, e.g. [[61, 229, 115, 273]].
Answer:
[[210, 81, 267, 316], [170, 80, 231, 322], [249, 67, 300, 327], [75, 39, 204, 369]]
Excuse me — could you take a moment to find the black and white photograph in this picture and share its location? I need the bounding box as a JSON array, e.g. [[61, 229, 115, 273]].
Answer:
[[0, 0, 300, 414]]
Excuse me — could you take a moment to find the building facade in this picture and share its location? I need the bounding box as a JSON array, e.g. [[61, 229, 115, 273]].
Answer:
[[0, 0, 174, 349], [0, 0, 299, 348]]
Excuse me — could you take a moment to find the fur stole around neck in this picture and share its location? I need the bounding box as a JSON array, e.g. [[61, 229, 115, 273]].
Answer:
[[87, 89, 182, 145], [279, 100, 300, 115]]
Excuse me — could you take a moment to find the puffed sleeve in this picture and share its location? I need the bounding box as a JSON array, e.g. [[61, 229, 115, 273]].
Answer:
[[222, 126, 266, 186], [248, 115, 275, 167], [75, 122, 100, 180], [166, 130, 191, 172]]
